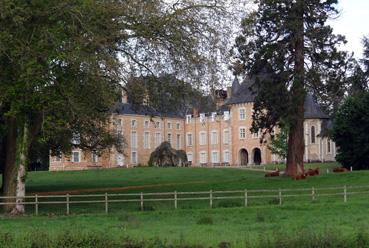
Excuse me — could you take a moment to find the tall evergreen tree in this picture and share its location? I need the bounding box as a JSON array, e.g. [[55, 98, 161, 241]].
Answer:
[[232, 0, 347, 178]]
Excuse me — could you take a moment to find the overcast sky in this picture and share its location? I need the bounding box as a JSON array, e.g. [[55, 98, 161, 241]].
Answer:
[[330, 0, 369, 57]]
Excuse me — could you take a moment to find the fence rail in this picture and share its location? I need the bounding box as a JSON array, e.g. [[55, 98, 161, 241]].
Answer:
[[1, 184, 369, 215]]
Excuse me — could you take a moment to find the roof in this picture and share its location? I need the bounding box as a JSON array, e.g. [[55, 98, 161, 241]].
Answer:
[[110, 102, 184, 119], [304, 94, 329, 119]]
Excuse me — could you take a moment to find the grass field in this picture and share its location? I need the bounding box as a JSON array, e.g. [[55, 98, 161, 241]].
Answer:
[[1, 162, 369, 247]]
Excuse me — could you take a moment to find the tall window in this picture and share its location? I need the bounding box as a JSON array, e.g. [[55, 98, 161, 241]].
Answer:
[[186, 115, 192, 124], [144, 132, 150, 149], [144, 120, 149, 128], [131, 151, 137, 164], [187, 133, 193, 146], [239, 108, 246, 120], [239, 128, 246, 139], [311, 126, 316, 144], [199, 152, 207, 164], [167, 133, 172, 144], [211, 131, 218, 145], [167, 122, 172, 129], [176, 134, 181, 149], [223, 129, 230, 144], [155, 133, 161, 147], [223, 150, 230, 163], [199, 132, 207, 145], [187, 153, 193, 162], [131, 131, 137, 148], [211, 151, 219, 163], [155, 121, 161, 128], [211, 112, 217, 122], [72, 151, 80, 163], [131, 119, 137, 128], [176, 123, 180, 130], [327, 139, 331, 153], [55, 152, 62, 162], [200, 113, 206, 123], [91, 151, 98, 163]]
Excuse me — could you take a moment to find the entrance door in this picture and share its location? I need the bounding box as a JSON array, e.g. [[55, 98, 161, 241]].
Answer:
[[253, 148, 262, 165], [239, 149, 248, 166]]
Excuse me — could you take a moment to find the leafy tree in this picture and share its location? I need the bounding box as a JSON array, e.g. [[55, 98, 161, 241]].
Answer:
[[232, 0, 347, 178], [332, 92, 369, 170], [0, 0, 230, 214], [268, 122, 289, 160]]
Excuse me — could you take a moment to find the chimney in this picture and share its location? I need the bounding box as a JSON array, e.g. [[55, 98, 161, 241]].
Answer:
[[121, 89, 128, 103], [192, 107, 199, 117]]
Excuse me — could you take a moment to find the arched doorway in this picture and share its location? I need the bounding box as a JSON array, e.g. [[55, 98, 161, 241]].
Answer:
[[239, 149, 248, 166], [253, 148, 262, 165]]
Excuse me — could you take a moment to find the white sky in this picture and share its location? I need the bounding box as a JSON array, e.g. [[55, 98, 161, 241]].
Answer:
[[330, 0, 369, 57]]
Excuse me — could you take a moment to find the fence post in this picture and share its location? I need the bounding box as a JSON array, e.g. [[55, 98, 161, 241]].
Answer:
[[344, 185, 347, 203], [140, 192, 144, 211], [244, 189, 248, 207], [105, 193, 108, 214], [279, 189, 282, 205], [66, 194, 70, 215], [210, 190, 213, 208], [312, 187, 316, 201], [35, 194, 38, 216], [174, 191, 177, 209]]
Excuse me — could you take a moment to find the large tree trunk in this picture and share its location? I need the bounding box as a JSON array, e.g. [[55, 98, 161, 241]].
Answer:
[[285, 0, 305, 179], [2, 118, 30, 215]]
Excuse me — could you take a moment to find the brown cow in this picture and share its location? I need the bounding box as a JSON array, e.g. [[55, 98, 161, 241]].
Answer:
[[333, 167, 349, 173], [305, 168, 320, 177], [265, 170, 280, 177]]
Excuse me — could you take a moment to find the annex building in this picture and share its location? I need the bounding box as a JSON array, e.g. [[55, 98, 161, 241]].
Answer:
[[49, 77, 336, 171]]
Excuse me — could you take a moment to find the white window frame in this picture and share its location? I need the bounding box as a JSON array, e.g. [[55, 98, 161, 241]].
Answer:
[[239, 127, 246, 139], [91, 151, 98, 163], [211, 112, 217, 122], [327, 139, 332, 154], [167, 122, 172, 129], [131, 151, 138, 164], [187, 133, 193, 146], [199, 131, 207, 145], [167, 132, 172, 144], [211, 131, 218, 145], [223, 129, 230, 144], [144, 120, 150, 129], [131, 119, 137, 128], [176, 134, 181, 149], [311, 126, 316, 144], [239, 108, 246, 120], [176, 122, 180, 130], [186, 115, 192, 124], [223, 150, 230, 163], [155, 121, 161, 128], [155, 132, 161, 147], [72, 151, 80, 163], [224, 111, 230, 120], [131, 131, 138, 148], [55, 152, 62, 162], [144, 131, 150, 149], [187, 152, 193, 162], [252, 131, 259, 139], [211, 150, 220, 163], [200, 113, 206, 123], [199, 151, 207, 164]]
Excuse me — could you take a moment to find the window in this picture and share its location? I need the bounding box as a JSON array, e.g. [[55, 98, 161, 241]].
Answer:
[[131, 151, 137, 164], [116, 153, 124, 166], [71, 133, 81, 145], [186, 115, 192, 124], [224, 111, 230, 120], [252, 131, 259, 139], [176, 123, 180, 130], [144, 132, 150, 149], [155, 132, 161, 147], [200, 113, 206, 123], [187, 133, 193, 146], [131, 119, 137, 128], [211, 112, 217, 122], [72, 151, 80, 163], [239, 108, 246, 120], [131, 131, 137, 148], [223, 129, 230, 144], [327, 139, 331, 153], [211, 131, 218, 145], [167, 122, 172, 129], [199, 132, 207, 145], [91, 151, 98, 163], [211, 151, 219, 163], [311, 126, 316, 144], [167, 133, 172, 144], [144, 120, 149, 128], [155, 121, 161, 128], [176, 134, 181, 149], [187, 153, 193, 162], [239, 128, 246, 139], [199, 152, 207, 164], [55, 152, 62, 162], [223, 150, 230, 163]]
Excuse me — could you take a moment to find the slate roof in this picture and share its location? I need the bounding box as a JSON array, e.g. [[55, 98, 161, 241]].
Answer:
[[111, 102, 184, 118], [225, 76, 330, 120]]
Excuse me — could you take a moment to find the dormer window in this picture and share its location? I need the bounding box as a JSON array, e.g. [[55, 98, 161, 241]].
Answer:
[[186, 115, 192, 124], [131, 119, 137, 128], [224, 111, 230, 120], [200, 113, 206, 123], [211, 112, 217, 122]]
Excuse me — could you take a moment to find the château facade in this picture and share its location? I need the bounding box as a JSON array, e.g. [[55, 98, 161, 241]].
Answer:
[[49, 77, 336, 171]]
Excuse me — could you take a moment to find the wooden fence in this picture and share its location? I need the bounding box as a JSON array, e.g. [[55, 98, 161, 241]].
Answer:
[[1, 184, 369, 215]]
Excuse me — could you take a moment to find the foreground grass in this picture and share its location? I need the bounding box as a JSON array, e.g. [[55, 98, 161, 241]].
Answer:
[[1, 201, 369, 247]]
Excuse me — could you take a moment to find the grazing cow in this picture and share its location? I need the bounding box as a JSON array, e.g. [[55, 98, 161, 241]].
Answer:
[[333, 167, 349, 173], [265, 170, 280, 177], [305, 168, 320, 177]]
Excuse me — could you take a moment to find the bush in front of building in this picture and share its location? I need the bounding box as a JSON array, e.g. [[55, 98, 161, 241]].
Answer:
[[148, 142, 188, 167]]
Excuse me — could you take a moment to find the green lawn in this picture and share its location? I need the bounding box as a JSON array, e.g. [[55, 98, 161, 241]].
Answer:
[[1, 163, 369, 247]]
